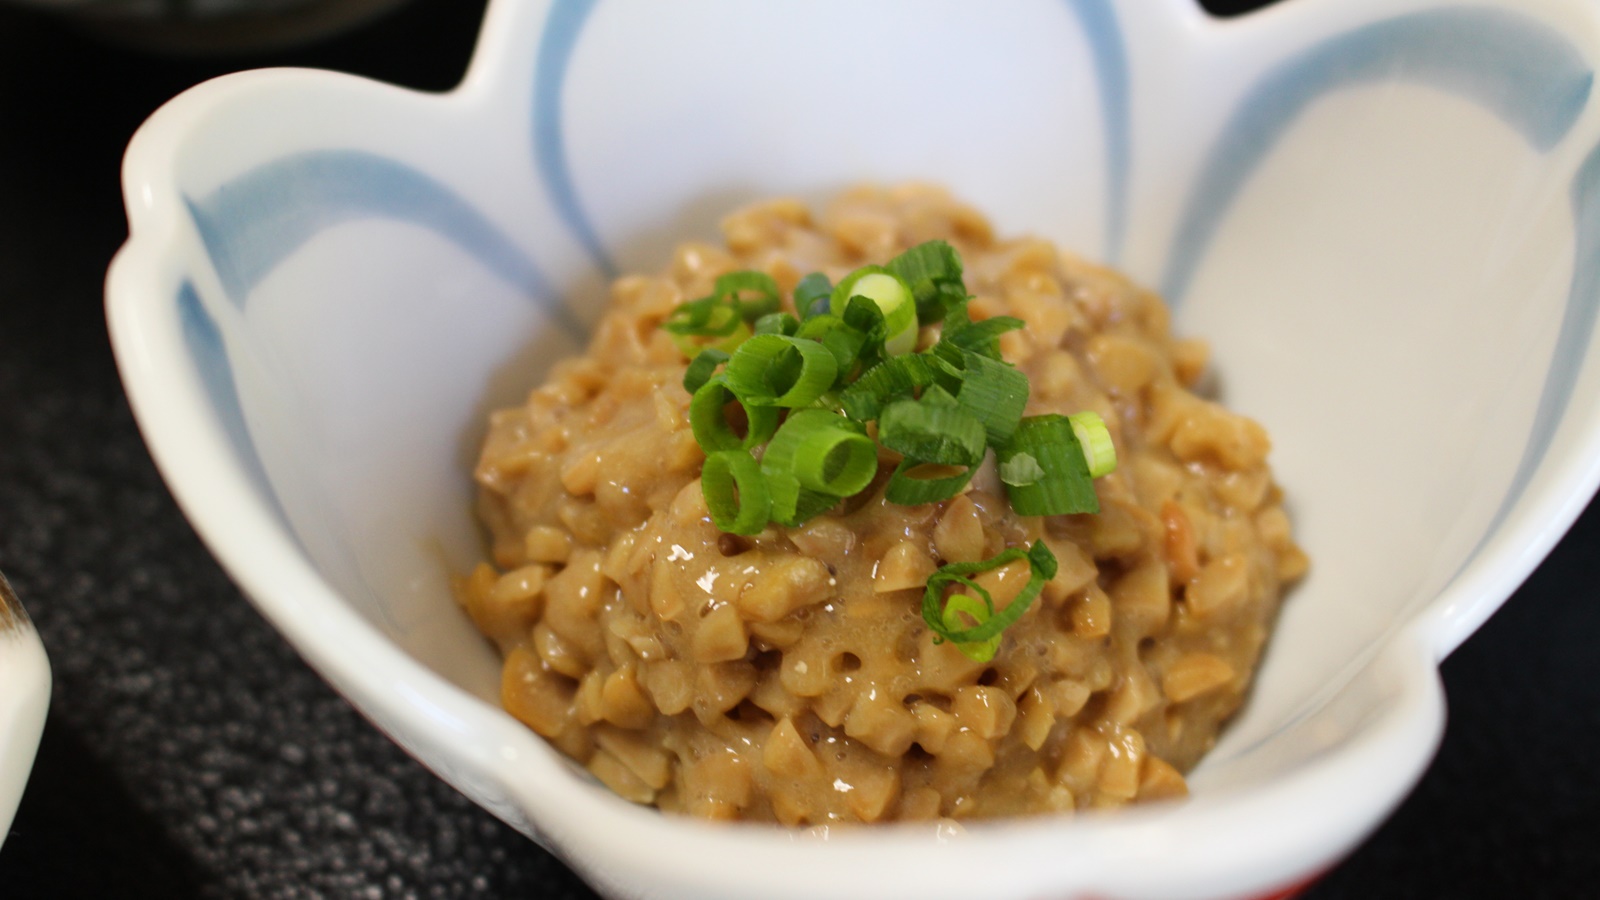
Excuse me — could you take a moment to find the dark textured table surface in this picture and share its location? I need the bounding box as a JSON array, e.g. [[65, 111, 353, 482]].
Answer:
[[1, 1, 1597, 897]]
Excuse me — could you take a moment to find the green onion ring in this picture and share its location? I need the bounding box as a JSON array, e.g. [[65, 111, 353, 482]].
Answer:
[[682, 348, 730, 393], [922, 541, 1058, 647], [754, 312, 800, 336], [794, 272, 833, 320], [760, 409, 869, 526], [837, 270, 917, 356], [790, 425, 879, 497], [713, 270, 781, 319], [723, 334, 839, 408], [662, 295, 742, 336], [689, 377, 779, 451], [940, 594, 1003, 662], [701, 449, 771, 535], [1068, 411, 1118, 478]]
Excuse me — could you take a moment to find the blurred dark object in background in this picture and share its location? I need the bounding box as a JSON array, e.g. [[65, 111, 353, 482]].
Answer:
[[1202, 0, 1281, 15], [0, 0, 416, 54]]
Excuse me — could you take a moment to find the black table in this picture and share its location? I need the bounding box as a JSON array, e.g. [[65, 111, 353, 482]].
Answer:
[[1, 1, 1595, 896]]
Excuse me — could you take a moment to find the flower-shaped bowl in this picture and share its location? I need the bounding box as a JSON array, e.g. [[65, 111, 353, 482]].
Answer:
[[106, 1, 1600, 897]]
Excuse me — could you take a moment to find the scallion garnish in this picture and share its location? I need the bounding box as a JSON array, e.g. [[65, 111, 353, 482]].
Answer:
[[884, 458, 980, 505], [662, 295, 750, 357], [682, 348, 731, 393], [997, 415, 1099, 515], [754, 312, 800, 336], [785, 413, 879, 497], [1069, 411, 1117, 478], [794, 272, 834, 320], [949, 349, 1029, 447], [832, 268, 918, 357], [877, 389, 986, 467], [922, 541, 1058, 662], [998, 451, 1045, 487], [702, 449, 771, 535], [722, 334, 839, 409], [759, 410, 867, 526], [689, 377, 779, 451], [660, 246, 1117, 595], [885, 239, 969, 324], [713, 270, 782, 319], [838, 352, 942, 422], [796, 314, 868, 373], [940, 594, 1002, 663], [941, 315, 1026, 360]]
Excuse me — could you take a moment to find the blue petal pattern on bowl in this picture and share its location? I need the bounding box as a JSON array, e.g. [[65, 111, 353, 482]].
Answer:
[[527, 0, 1133, 272], [177, 280, 287, 524], [1162, 8, 1594, 306], [1064, 0, 1130, 262], [532, 0, 612, 276], [185, 148, 577, 335]]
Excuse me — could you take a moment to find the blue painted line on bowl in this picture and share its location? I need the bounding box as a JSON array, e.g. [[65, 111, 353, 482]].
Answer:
[[176, 280, 295, 532], [532, 0, 615, 278], [1161, 8, 1595, 307], [1065, 0, 1130, 264], [186, 149, 583, 338]]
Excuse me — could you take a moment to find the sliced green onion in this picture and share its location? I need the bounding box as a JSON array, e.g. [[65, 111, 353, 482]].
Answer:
[[713, 271, 781, 319], [998, 451, 1045, 487], [998, 415, 1098, 515], [942, 315, 1025, 360], [667, 241, 1111, 539], [790, 423, 878, 496], [754, 312, 800, 336], [689, 377, 780, 451], [940, 593, 1003, 662], [795, 272, 833, 320], [760, 409, 871, 526], [819, 326, 868, 375], [761, 477, 842, 528], [1068, 411, 1117, 478], [952, 350, 1029, 447], [878, 394, 987, 466], [842, 293, 888, 353], [669, 320, 749, 358], [922, 541, 1058, 650], [884, 458, 979, 505], [886, 240, 969, 323], [839, 353, 942, 422], [701, 449, 771, 535], [793, 313, 866, 373], [662, 295, 742, 336], [722, 334, 839, 408], [663, 295, 751, 357], [682, 348, 730, 393], [830, 265, 887, 311], [834, 269, 917, 356]]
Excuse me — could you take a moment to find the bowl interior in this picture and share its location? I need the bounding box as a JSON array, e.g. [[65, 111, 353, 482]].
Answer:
[[122, 0, 1600, 856]]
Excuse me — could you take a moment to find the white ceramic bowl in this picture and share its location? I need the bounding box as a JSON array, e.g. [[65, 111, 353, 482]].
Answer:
[[0, 574, 51, 851], [106, 1, 1600, 897]]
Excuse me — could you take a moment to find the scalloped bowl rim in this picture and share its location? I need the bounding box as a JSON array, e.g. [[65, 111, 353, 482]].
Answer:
[[104, 1, 1600, 897]]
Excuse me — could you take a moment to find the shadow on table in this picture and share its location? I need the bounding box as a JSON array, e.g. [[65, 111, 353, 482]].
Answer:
[[1, 714, 202, 898]]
